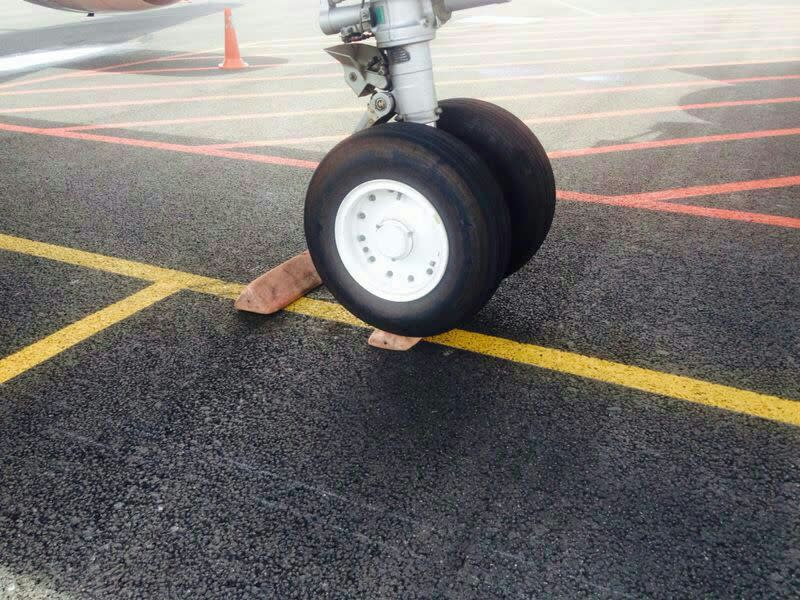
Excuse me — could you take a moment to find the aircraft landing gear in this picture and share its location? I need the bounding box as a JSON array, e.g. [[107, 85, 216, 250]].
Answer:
[[237, 0, 556, 345]]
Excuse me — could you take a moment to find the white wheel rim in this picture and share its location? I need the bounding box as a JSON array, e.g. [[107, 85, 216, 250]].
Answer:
[[334, 179, 449, 303]]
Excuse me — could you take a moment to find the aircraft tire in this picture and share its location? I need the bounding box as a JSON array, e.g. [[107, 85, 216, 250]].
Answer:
[[304, 122, 511, 337], [437, 98, 556, 276]]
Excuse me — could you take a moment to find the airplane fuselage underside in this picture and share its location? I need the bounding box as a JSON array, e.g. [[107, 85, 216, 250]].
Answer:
[[24, 0, 181, 13]]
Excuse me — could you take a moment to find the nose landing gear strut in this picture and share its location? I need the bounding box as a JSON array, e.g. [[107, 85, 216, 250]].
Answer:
[[236, 0, 556, 349]]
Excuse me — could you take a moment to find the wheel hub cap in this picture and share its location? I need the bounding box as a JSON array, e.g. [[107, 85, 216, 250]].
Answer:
[[375, 219, 413, 260], [334, 179, 449, 303]]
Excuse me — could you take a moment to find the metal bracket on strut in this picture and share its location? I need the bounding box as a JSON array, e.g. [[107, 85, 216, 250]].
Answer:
[[325, 43, 389, 97]]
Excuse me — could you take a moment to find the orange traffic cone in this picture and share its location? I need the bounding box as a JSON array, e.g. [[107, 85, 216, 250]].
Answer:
[[219, 8, 248, 70]]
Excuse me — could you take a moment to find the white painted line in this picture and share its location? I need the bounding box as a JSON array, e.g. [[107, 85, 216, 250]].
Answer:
[[548, 0, 600, 17], [0, 43, 136, 73], [453, 16, 546, 25]]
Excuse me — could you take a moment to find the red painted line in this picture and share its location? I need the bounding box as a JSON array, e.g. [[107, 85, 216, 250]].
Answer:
[[0, 89, 341, 114], [0, 49, 220, 91], [548, 128, 800, 159], [1, 121, 798, 229], [9, 80, 797, 117], [0, 122, 319, 170], [444, 58, 800, 87], [42, 64, 279, 77], [557, 186, 800, 229], [0, 58, 795, 99], [525, 97, 800, 125], [56, 107, 359, 132], [618, 176, 800, 203], [33, 45, 800, 81], [450, 45, 800, 72], [55, 95, 800, 132]]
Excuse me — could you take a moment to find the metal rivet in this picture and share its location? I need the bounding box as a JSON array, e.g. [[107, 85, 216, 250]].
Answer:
[[368, 256, 376, 263], [426, 268, 433, 275], [358, 212, 366, 219], [357, 235, 365, 242], [363, 247, 369, 253], [408, 275, 414, 282], [429, 261, 436, 267], [368, 194, 376, 201], [386, 271, 393, 277]]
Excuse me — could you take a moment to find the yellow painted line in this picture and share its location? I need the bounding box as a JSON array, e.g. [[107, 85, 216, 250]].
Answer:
[[1, 233, 798, 426], [0, 233, 219, 289], [0, 280, 184, 384], [431, 330, 800, 427]]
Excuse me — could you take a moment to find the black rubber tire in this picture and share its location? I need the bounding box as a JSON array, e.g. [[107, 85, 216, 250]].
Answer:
[[437, 98, 556, 275], [304, 122, 511, 337]]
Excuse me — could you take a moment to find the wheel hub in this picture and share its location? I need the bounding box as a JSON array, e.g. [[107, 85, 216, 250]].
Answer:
[[334, 179, 449, 302], [375, 219, 413, 260]]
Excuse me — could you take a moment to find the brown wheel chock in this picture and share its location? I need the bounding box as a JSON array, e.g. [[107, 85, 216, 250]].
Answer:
[[235, 251, 422, 351]]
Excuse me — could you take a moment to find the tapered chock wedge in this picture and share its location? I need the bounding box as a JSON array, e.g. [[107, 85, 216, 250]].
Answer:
[[368, 330, 422, 352], [235, 251, 322, 314]]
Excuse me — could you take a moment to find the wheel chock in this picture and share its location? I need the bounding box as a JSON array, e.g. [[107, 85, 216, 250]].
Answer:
[[235, 251, 322, 315], [368, 330, 422, 351], [236, 251, 423, 351]]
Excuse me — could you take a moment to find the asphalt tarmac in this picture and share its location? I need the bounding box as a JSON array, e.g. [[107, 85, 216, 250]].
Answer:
[[1, 1, 799, 598]]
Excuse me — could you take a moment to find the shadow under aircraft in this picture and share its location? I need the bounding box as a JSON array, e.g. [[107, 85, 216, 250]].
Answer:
[[0, 2, 241, 85]]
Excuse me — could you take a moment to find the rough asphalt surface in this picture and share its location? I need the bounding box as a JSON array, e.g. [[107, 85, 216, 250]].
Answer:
[[1, 0, 799, 598]]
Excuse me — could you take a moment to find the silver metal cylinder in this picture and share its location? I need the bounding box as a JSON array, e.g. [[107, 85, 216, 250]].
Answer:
[[319, 3, 362, 35], [387, 41, 438, 124]]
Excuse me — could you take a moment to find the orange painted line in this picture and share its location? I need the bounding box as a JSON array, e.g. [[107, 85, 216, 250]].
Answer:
[[256, 29, 800, 58], [55, 95, 800, 133], [488, 74, 800, 102], [525, 97, 800, 125], [0, 48, 221, 91], [0, 77, 337, 97], [196, 34, 800, 62], [262, 20, 800, 49], [198, 135, 345, 150], [548, 128, 800, 159], [557, 184, 800, 229], [56, 107, 359, 132], [14, 44, 800, 83], [437, 28, 800, 49], [286, 26, 800, 54], [441, 58, 800, 86], [445, 45, 800, 72], [0, 122, 319, 170], [619, 176, 800, 203], [0, 90, 342, 114], [77, 64, 279, 76], [5, 74, 799, 116], [0, 57, 794, 99], [0, 121, 797, 230], [202, 127, 800, 156], [0, 35, 284, 91]]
